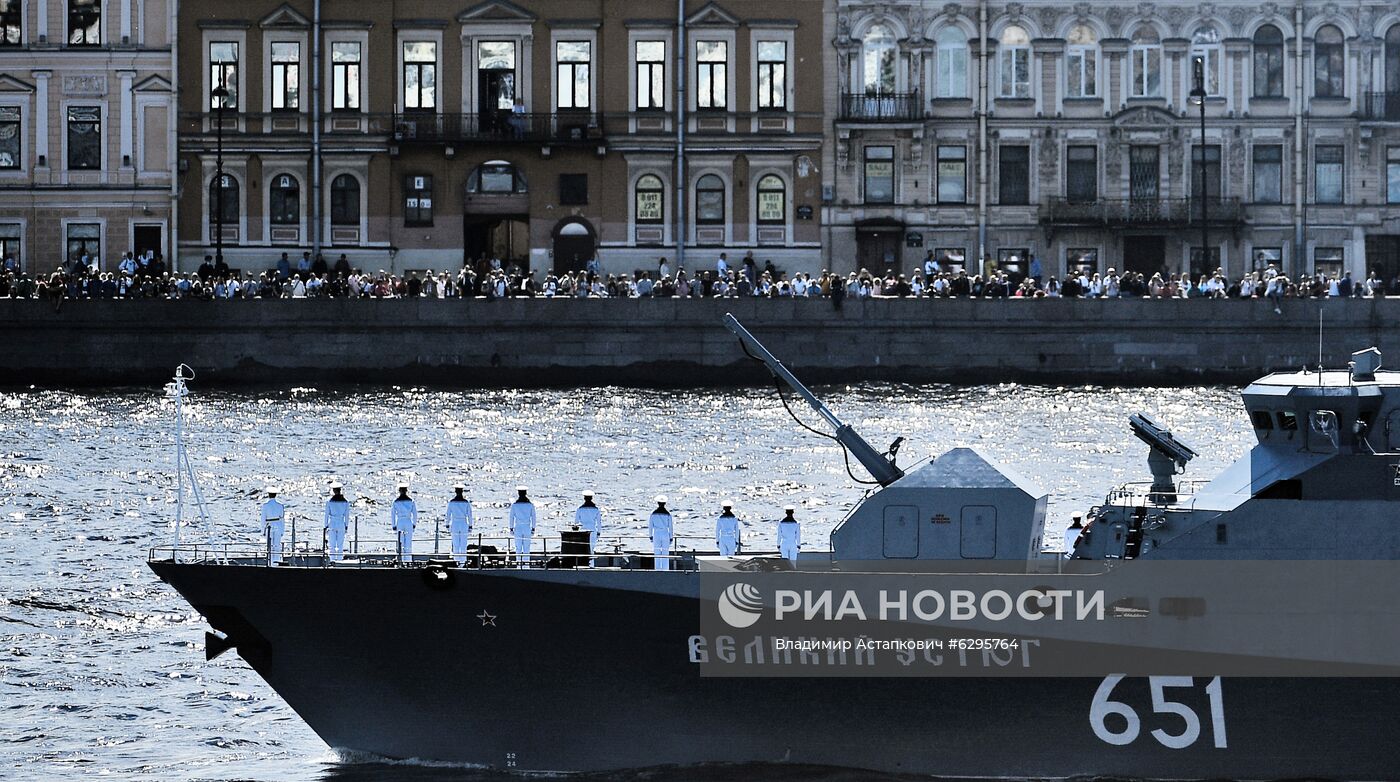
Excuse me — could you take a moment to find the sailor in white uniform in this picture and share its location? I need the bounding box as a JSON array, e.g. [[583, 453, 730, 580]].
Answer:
[[260, 487, 286, 565], [574, 491, 601, 564], [777, 505, 801, 563], [509, 486, 536, 566], [649, 496, 674, 571], [715, 500, 741, 556], [447, 483, 474, 566], [323, 481, 350, 562], [390, 483, 418, 564]]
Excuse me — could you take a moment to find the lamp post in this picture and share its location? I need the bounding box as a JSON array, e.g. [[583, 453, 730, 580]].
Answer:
[[1189, 55, 1209, 275], [210, 82, 229, 266]]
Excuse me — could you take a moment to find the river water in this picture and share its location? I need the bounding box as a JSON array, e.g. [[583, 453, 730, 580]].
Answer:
[[0, 383, 1251, 781]]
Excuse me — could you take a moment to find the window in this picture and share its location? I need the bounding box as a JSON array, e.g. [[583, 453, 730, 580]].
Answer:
[[68, 0, 99, 46], [1068, 248, 1099, 276], [1253, 246, 1282, 271], [0, 224, 19, 267], [1065, 24, 1098, 98], [1129, 26, 1162, 97], [404, 174, 433, 226], [270, 42, 300, 110], [330, 174, 359, 225], [66, 106, 100, 170], [1251, 410, 1274, 430], [556, 41, 591, 109], [1066, 145, 1097, 202], [998, 145, 1029, 205], [209, 174, 238, 225], [1315, 145, 1344, 203], [1253, 145, 1283, 203], [0, 106, 19, 169], [864, 146, 894, 204], [635, 41, 665, 110], [998, 25, 1031, 98], [210, 42, 238, 109], [559, 173, 587, 206], [1389, 24, 1400, 95], [477, 41, 516, 115], [1191, 145, 1222, 201], [1314, 25, 1344, 97], [1314, 246, 1344, 278], [1277, 410, 1299, 431], [937, 145, 967, 203], [935, 28, 968, 98], [0, 0, 20, 45], [1253, 25, 1284, 97], [1191, 26, 1221, 96], [467, 161, 526, 194], [1388, 147, 1400, 204], [757, 175, 785, 223], [270, 174, 299, 224], [1190, 247, 1221, 278], [635, 175, 663, 223], [696, 174, 724, 223], [66, 223, 100, 263], [402, 41, 436, 110], [696, 41, 727, 109], [331, 42, 361, 110], [934, 247, 966, 272], [757, 41, 786, 109], [862, 24, 896, 94]]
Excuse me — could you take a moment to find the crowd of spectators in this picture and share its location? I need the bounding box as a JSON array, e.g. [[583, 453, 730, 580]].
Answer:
[[1, 247, 1394, 308]]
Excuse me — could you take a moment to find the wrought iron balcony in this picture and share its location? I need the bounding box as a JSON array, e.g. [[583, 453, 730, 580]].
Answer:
[[838, 92, 923, 122], [1041, 197, 1243, 225], [386, 112, 604, 144], [1361, 92, 1400, 121]]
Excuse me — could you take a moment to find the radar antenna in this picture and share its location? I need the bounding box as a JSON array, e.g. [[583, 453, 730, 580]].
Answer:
[[1128, 413, 1197, 504], [723, 314, 904, 486], [165, 365, 212, 557]]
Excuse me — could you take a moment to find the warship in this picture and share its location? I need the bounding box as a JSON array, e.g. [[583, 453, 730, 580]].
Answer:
[[149, 315, 1400, 779]]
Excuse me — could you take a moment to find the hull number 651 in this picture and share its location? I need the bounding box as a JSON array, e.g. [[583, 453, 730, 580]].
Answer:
[[1090, 675, 1227, 749]]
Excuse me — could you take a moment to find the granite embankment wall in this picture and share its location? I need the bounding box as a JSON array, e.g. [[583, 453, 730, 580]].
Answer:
[[1, 297, 1397, 386]]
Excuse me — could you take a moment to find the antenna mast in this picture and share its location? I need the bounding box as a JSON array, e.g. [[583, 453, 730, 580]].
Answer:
[[165, 365, 212, 557]]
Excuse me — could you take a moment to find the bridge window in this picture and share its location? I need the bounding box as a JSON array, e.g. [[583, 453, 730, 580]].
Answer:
[[1277, 410, 1298, 431], [1251, 410, 1274, 430]]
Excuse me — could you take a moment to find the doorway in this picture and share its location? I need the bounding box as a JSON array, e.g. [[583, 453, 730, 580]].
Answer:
[[478, 69, 515, 135], [855, 221, 903, 274], [1365, 235, 1400, 285], [464, 215, 528, 272], [1122, 235, 1166, 276], [133, 224, 163, 261], [552, 219, 595, 273]]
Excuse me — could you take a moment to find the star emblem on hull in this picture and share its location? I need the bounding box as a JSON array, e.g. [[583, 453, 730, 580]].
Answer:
[[477, 610, 496, 627]]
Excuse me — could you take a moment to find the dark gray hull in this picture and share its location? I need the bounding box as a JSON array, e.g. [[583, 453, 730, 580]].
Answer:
[[149, 560, 1400, 779]]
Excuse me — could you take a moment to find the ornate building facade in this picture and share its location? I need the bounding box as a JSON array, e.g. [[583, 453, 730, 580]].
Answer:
[[824, 0, 1400, 281], [175, 0, 824, 275], [0, 0, 176, 272]]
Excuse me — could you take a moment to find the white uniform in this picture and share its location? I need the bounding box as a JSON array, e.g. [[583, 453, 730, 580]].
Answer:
[[574, 503, 602, 555], [778, 519, 801, 562], [391, 497, 418, 563], [260, 498, 286, 565], [323, 497, 350, 561], [649, 510, 674, 570], [715, 511, 741, 556], [509, 499, 536, 565], [447, 497, 474, 566]]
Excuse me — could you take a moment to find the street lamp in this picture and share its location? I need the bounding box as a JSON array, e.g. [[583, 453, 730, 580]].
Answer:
[[1189, 55, 1209, 276], [210, 81, 229, 266]]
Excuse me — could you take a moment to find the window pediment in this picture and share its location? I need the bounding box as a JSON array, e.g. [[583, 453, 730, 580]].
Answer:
[[687, 2, 739, 28], [457, 0, 537, 24], [260, 4, 310, 29]]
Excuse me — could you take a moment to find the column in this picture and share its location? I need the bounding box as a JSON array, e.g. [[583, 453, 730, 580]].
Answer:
[[119, 71, 134, 167], [32, 70, 49, 167]]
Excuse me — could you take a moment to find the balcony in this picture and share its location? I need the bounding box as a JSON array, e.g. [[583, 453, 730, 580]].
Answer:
[[838, 92, 923, 123], [386, 112, 603, 144], [1361, 92, 1400, 121], [1042, 197, 1243, 226]]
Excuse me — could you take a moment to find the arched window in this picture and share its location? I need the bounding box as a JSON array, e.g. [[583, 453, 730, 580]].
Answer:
[[467, 160, 527, 193], [861, 23, 897, 94], [1191, 25, 1222, 95], [1314, 25, 1345, 97], [998, 25, 1031, 98], [1386, 24, 1400, 96], [695, 174, 724, 224], [1253, 25, 1284, 97], [270, 173, 299, 225], [209, 174, 238, 225], [1130, 26, 1162, 97], [330, 174, 359, 226], [756, 175, 785, 224], [635, 174, 663, 224], [1065, 24, 1098, 98], [935, 27, 968, 98]]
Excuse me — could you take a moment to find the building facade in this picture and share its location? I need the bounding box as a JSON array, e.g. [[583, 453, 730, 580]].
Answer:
[[824, 0, 1400, 282], [175, 0, 824, 276], [0, 0, 176, 273]]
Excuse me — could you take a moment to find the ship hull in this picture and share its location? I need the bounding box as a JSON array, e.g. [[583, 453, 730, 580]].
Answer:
[[149, 560, 1400, 779]]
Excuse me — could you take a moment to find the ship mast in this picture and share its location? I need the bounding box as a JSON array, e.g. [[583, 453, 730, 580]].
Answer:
[[165, 365, 211, 557]]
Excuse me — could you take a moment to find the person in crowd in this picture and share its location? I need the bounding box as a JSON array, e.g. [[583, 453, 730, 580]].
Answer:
[[390, 482, 418, 564], [778, 505, 801, 563], [260, 486, 287, 566], [574, 490, 602, 565], [715, 500, 741, 556], [648, 496, 674, 571], [509, 486, 536, 567], [323, 481, 350, 562], [447, 483, 474, 567]]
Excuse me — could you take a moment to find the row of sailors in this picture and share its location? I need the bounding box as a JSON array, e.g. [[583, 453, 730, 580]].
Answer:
[[259, 483, 802, 568]]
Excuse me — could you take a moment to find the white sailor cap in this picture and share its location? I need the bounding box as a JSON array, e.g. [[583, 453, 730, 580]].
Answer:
[[453, 483, 466, 490], [784, 505, 797, 512], [329, 481, 343, 490], [655, 495, 668, 504], [582, 490, 594, 497], [397, 482, 410, 490], [721, 499, 733, 508], [265, 486, 280, 495], [516, 485, 529, 493]]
